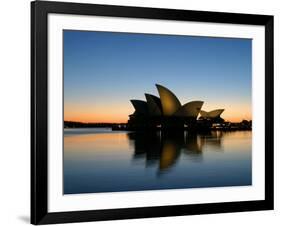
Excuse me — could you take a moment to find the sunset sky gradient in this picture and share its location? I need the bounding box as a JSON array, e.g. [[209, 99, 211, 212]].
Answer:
[[64, 30, 252, 123]]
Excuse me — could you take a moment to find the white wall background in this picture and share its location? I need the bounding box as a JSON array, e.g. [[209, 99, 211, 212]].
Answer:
[[0, 0, 279, 225]]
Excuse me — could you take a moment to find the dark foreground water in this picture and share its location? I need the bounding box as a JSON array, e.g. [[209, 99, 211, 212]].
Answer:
[[64, 128, 252, 194]]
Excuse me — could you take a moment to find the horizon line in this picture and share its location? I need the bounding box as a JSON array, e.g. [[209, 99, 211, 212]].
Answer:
[[64, 119, 252, 124]]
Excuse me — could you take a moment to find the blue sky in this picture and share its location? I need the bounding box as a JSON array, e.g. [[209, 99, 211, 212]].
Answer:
[[64, 30, 252, 122]]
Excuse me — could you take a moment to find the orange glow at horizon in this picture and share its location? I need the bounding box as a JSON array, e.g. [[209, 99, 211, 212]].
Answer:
[[64, 102, 252, 123], [64, 103, 133, 123]]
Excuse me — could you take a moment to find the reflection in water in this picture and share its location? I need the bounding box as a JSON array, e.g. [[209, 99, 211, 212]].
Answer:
[[64, 129, 252, 194], [128, 131, 223, 173]]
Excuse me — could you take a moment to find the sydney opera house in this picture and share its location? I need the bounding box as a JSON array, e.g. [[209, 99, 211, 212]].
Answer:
[[127, 84, 224, 130]]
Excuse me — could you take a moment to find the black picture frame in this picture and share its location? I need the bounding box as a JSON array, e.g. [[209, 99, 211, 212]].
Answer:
[[31, 0, 274, 224]]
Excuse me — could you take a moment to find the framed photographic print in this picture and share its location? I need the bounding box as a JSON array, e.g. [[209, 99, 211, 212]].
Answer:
[[31, 0, 274, 224]]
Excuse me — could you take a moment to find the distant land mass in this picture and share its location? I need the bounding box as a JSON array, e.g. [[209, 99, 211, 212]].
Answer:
[[64, 121, 126, 128]]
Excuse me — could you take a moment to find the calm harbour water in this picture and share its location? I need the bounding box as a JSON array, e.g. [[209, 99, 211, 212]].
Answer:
[[64, 128, 252, 194]]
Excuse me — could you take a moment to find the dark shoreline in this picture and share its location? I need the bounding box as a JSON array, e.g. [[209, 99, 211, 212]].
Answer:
[[64, 121, 251, 132], [64, 121, 127, 128]]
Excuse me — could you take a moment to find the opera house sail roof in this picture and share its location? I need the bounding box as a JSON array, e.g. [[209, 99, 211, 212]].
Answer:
[[174, 101, 204, 118], [130, 100, 148, 115], [156, 84, 181, 116], [145, 94, 162, 116], [200, 109, 224, 119]]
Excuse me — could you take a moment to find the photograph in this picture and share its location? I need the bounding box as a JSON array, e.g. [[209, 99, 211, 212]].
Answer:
[[63, 30, 253, 194]]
